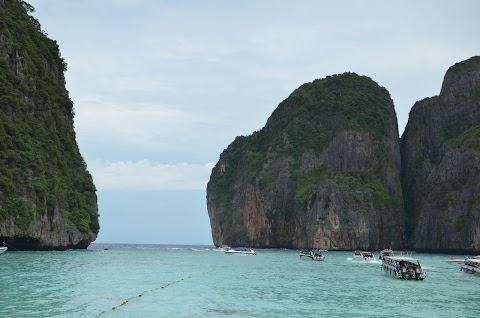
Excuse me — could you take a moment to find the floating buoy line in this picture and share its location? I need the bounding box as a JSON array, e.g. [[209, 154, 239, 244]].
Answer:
[[95, 268, 214, 317]]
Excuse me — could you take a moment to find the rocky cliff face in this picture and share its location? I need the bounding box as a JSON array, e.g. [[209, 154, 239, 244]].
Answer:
[[207, 73, 405, 249], [401, 56, 480, 253], [0, 1, 98, 250]]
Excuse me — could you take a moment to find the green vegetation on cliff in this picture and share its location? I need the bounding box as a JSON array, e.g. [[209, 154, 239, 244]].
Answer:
[[445, 125, 480, 153], [0, 1, 99, 234], [208, 72, 403, 247], [448, 56, 480, 75], [270, 72, 394, 143], [209, 73, 397, 206]]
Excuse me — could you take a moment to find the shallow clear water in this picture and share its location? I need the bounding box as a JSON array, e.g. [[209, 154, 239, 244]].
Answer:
[[0, 244, 477, 317]]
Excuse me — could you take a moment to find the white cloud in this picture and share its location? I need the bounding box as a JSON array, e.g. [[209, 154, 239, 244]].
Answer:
[[31, 0, 480, 179], [75, 101, 186, 146], [88, 160, 215, 191], [73, 96, 235, 161]]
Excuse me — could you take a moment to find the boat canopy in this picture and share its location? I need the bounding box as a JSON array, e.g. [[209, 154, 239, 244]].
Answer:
[[385, 256, 421, 262]]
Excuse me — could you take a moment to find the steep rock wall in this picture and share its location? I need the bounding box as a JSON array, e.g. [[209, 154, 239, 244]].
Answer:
[[0, 1, 98, 250], [401, 56, 480, 253], [208, 73, 404, 250]]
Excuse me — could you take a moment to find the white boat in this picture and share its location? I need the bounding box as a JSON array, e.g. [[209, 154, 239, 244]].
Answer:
[[460, 258, 480, 276], [379, 249, 394, 260], [446, 256, 466, 264], [224, 247, 256, 255], [445, 254, 480, 264], [381, 255, 426, 280], [353, 250, 376, 261], [299, 248, 326, 261], [0, 247, 7, 255]]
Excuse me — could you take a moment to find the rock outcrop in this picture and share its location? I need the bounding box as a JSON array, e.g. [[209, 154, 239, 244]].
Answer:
[[401, 56, 480, 253], [0, 1, 98, 250], [207, 73, 405, 250], [208, 57, 480, 254]]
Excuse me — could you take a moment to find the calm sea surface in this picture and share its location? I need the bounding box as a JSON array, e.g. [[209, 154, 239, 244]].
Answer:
[[0, 243, 477, 317]]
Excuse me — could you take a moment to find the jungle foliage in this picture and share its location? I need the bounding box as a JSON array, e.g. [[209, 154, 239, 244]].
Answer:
[[208, 72, 398, 223], [0, 0, 99, 233]]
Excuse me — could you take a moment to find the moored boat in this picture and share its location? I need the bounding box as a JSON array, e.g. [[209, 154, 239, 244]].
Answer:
[[299, 248, 326, 261], [0, 247, 7, 255], [353, 250, 376, 261], [379, 249, 394, 260], [381, 255, 426, 280], [447, 256, 465, 264], [460, 258, 480, 276], [224, 247, 256, 255], [447, 255, 480, 264]]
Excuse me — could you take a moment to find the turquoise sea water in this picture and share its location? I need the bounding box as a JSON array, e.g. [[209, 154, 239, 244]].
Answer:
[[0, 244, 477, 317]]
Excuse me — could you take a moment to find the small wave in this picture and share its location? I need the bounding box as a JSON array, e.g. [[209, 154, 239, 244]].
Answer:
[[190, 248, 209, 252]]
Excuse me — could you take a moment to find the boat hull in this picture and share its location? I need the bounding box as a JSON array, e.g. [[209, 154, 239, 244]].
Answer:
[[353, 250, 376, 261], [460, 259, 480, 276], [460, 265, 480, 276], [299, 254, 325, 261], [353, 256, 376, 261], [381, 256, 426, 280], [0, 247, 7, 255], [224, 247, 256, 255], [224, 251, 256, 255]]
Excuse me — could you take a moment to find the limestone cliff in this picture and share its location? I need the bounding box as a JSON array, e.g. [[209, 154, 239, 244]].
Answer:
[[401, 56, 480, 253], [207, 73, 404, 249], [0, 0, 98, 250]]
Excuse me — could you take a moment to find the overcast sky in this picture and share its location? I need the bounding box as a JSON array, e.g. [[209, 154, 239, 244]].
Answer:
[[28, 0, 480, 245]]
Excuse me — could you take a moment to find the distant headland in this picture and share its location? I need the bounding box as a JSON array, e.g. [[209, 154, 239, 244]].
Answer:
[[207, 56, 480, 255]]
